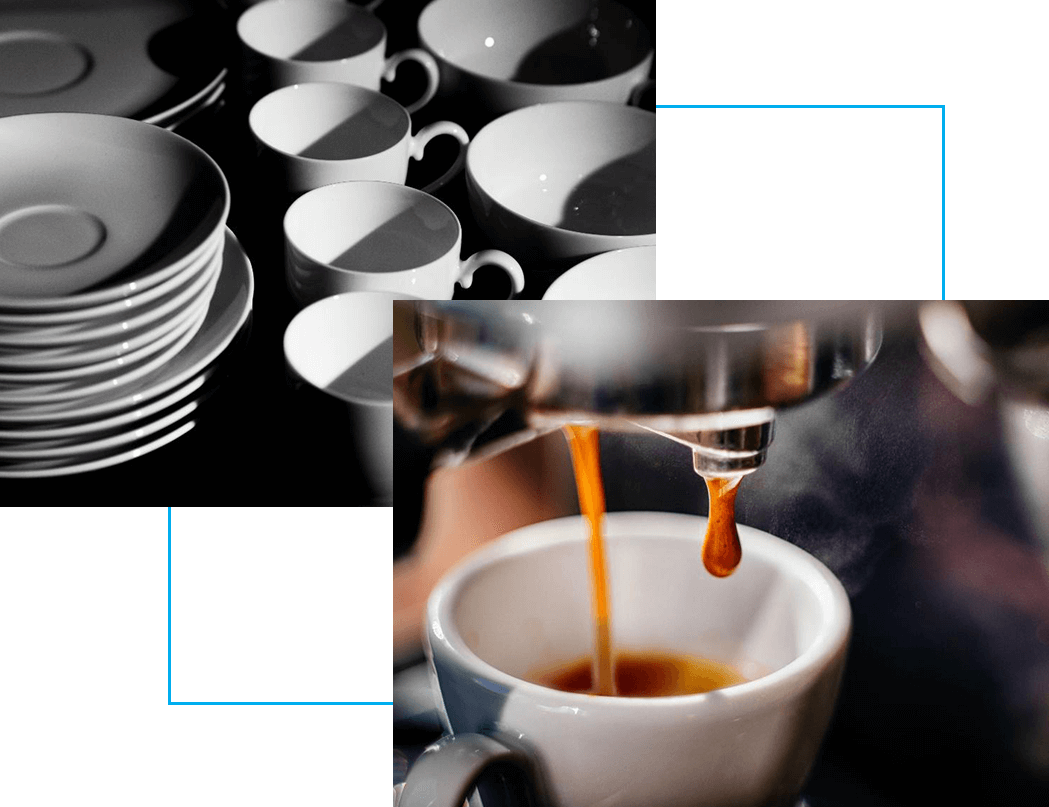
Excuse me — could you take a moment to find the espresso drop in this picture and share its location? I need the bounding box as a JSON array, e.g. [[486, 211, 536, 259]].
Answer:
[[702, 476, 743, 577]]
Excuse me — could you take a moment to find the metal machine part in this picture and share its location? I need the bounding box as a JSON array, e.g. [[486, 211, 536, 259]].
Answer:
[[393, 301, 884, 478], [920, 301, 1049, 543]]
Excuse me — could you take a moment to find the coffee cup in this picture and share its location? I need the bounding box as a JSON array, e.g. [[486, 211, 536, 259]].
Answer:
[[237, 0, 439, 113], [418, 0, 653, 119], [284, 181, 525, 306], [466, 101, 655, 270], [283, 290, 416, 504], [250, 82, 469, 194], [398, 511, 851, 807]]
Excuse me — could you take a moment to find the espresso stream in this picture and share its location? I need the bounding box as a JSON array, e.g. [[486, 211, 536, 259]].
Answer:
[[550, 425, 746, 698]]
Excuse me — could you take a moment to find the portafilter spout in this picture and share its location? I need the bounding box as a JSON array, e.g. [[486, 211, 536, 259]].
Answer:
[[393, 301, 884, 478]]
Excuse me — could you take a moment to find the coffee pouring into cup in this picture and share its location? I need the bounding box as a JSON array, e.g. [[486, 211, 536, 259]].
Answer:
[[395, 300, 883, 576], [394, 301, 884, 807]]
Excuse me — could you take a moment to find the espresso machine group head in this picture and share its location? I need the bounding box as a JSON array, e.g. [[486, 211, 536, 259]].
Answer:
[[393, 301, 884, 479]]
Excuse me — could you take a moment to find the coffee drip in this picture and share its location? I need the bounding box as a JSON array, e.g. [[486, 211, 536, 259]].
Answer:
[[562, 422, 748, 697], [394, 302, 883, 702]]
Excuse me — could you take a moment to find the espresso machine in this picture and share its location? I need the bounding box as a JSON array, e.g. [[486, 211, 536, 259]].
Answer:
[[395, 299, 1049, 546], [393, 300, 884, 477], [394, 300, 1049, 807]]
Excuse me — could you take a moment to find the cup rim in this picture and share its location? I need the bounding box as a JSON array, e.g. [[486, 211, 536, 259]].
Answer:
[[417, 0, 653, 90], [427, 511, 852, 713], [249, 82, 410, 165], [283, 180, 462, 276], [283, 290, 417, 408], [466, 101, 655, 242], [237, 0, 387, 65]]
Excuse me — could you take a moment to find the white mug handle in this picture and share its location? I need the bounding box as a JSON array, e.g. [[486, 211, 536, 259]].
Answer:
[[397, 734, 541, 807], [384, 48, 440, 115], [457, 249, 525, 298], [628, 79, 656, 108], [410, 122, 470, 194]]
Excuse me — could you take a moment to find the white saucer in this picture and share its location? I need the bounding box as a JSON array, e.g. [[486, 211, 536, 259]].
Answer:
[[0, 2, 179, 118], [542, 246, 656, 299], [0, 381, 213, 461], [0, 367, 215, 441], [0, 228, 253, 424], [0, 113, 228, 303], [0, 417, 197, 478], [0, 230, 222, 327], [0, 249, 222, 349], [0, 1, 223, 124], [0, 298, 209, 387]]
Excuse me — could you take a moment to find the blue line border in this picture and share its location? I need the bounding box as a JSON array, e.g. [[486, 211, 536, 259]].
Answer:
[[167, 507, 392, 706], [656, 104, 946, 300]]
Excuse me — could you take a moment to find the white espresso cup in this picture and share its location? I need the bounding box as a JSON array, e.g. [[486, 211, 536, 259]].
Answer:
[[237, 0, 439, 113], [250, 82, 469, 194], [399, 511, 852, 807], [418, 0, 653, 118], [283, 290, 416, 504], [467, 101, 656, 267], [284, 181, 525, 306]]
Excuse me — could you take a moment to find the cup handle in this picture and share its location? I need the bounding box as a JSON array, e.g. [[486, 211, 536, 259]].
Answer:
[[458, 250, 525, 298], [628, 79, 656, 108], [397, 734, 541, 807], [409, 122, 470, 195], [384, 48, 441, 115]]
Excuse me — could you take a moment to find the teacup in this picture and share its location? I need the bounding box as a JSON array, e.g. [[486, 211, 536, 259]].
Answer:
[[283, 291, 415, 504], [418, 0, 653, 118], [249, 82, 469, 195], [466, 101, 655, 269], [399, 511, 851, 807], [284, 181, 525, 306], [542, 245, 656, 299], [237, 0, 439, 113]]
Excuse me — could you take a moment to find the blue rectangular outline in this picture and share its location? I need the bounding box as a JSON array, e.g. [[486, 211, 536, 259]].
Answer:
[[168, 507, 393, 706], [656, 104, 946, 300]]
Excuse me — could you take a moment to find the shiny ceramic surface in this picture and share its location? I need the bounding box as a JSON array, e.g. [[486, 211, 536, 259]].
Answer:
[[0, 417, 196, 478], [0, 113, 229, 301], [542, 245, 656, 299], [418, 0, 653, 116], [238, 0, 438, 113], [0, 230, 223, 327], [284, 181, 524, 305], [284, 291, 414, 500], [0, 382, 213, 461], [408, 512, 851, 807], [249, 82, 468, 194], [466, 101, 655, 264], [0, 0, 225, 126], [0, 228, 252, 425], [0, 300, 208, 387], [0, 247, 222, 349]]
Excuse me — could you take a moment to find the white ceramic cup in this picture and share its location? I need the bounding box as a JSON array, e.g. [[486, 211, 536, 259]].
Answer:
[[418, 0, 653, 118], [249, 82, 469, 194], [284, 181, 525, 306], [466, 101, 655, 266], [542, 245, 656, 300], [283, 291, 414, 504], [399, 511, 852, 807], [237, 0, 439, 113]]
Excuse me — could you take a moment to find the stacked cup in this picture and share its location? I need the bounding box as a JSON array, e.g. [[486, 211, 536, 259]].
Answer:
[[0, 113, 245, 476]]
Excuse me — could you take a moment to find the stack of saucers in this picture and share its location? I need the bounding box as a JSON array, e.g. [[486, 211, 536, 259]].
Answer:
[[0, 113, 253, 478], [0, 0, 228, 131]]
